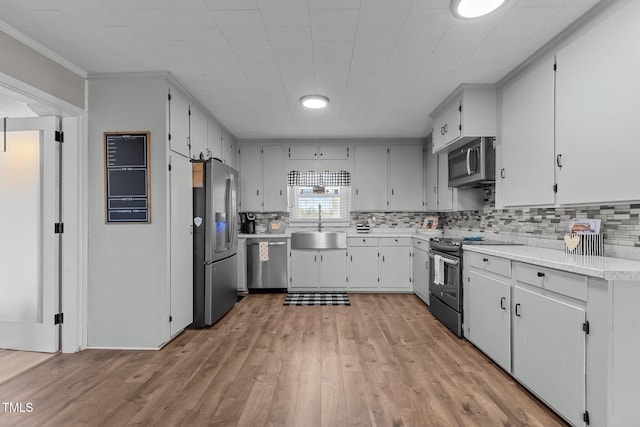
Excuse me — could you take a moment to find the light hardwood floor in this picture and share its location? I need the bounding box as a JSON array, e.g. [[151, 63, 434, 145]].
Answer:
[[0, 294, 568, 426], [0, 350, 54, 385]]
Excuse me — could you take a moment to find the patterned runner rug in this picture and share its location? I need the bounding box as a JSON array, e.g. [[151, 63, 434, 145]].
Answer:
[[284, 293, 350, 306]]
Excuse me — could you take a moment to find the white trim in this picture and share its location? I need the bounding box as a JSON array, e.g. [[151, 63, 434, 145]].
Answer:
[[0, 19, 87, 78]]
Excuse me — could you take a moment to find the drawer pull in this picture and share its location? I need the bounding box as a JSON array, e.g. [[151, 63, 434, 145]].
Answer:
[[500, 297, 506, 310], [537, 272, 545, 277], [515, 303, 521, 317], [482, 258, 489, 262]]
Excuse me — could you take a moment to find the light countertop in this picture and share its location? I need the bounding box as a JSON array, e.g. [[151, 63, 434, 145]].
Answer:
[[239, 228, 442, 240], [464, 244, 640, 281]]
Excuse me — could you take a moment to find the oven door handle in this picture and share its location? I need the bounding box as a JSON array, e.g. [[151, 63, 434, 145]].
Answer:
[[440, 257, 459, 266]]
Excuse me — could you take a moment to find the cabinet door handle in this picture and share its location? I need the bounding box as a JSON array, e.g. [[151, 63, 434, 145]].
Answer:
[[280, 189, 282, 196], [515, 303, 521, 317], [425, 261, 428, 270], [314, 255, 317, 262], [382, 256, 385, 262], [321, 254, 323, 262], [256, 189, 259, 196], [351, 255, 353, 262], [482, 258, 489, 262], [556, 154, 563, 168], [391, 189, 394, 195], [356, 188, 359, 195], [500, 297, 506, 310], [501, 168, 506, 179], [444, 124, 448, 134], [537, 272, 545, 277], [433, 186, 437, 194], [440, 126, 445, 136]]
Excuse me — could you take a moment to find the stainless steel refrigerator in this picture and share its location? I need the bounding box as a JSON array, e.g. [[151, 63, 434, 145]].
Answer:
[[192, 158, 239, 328]]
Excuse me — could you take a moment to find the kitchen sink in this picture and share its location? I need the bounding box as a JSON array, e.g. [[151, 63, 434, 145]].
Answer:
[[290, 231, 347, 249]]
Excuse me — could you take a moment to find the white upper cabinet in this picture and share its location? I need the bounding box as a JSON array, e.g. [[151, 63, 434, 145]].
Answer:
[[189, 105, 208, 160], [424, 139, 438, 210], [388, 145, 424, 211], [287, 144, 349, 160], [239, 145, 263, 212], [261, 146, 285, 211], [222, 130, 237, 169], [555, 0, 640, 205], [354, 145, 388, 211], [207, 120, 222, 160], [498, 56, 556, 207], [431, 84, 496, 153], [168, 87, 190, 157], [239, 145, 285, 212]]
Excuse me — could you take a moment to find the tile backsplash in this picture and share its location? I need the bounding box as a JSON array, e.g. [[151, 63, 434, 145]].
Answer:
[[248, 187, 640, 252], [440, 187, 640, 248]]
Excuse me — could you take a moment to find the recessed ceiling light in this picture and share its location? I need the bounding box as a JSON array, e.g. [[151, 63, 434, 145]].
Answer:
[[450, 0, 507, 19], [300, 95, 329, 109]]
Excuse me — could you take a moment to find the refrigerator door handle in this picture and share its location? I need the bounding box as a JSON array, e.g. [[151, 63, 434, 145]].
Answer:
[[228, 172, 238, 249]]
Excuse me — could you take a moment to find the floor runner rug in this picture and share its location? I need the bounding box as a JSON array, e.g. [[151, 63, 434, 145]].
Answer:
[[284, 293, 350, 306]]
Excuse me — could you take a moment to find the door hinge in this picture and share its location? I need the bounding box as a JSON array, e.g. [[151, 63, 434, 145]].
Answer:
[[346, 277, 349, 282], [168, 163, 172, 171], [168, 133, 172, 141], [168, 93, 172, 101], [583, 321, 590, 335], [55, 131, 64, 143], [583, 411, 590, 425], [553, 183, 558, 193], [54, 223, 64, 234], [553, 62, 558, 72], [169, 315, 173, 322], [458, 124, 462, 131], [54, 313, 64, 324], [288, 147, 291, 158], [458, 103, 462, 112]]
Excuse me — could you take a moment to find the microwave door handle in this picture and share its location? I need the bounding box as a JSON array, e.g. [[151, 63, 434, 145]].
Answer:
[[466, 148, 472, 175]]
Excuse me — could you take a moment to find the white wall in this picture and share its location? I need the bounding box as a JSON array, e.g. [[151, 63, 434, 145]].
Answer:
[[87, 74, 170, 348]]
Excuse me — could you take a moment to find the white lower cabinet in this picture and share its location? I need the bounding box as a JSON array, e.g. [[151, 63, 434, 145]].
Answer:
[[349, 241, 379, 289], [412, 239, 429, 304], [512, 283, 586, 427], [466, 270, 511, 371], [465, 251, 588, 426], [289, 249, 347, 291], [347, 237, 412, 292], [379, 238, 412, 290]]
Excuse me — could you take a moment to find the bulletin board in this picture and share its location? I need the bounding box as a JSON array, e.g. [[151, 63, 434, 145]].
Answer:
[[104, 131, 151, 224]]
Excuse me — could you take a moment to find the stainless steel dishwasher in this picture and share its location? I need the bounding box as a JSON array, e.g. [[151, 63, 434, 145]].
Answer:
[[246, 238, 288, 292]]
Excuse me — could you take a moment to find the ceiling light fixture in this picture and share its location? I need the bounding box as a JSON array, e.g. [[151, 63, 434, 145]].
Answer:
[[450, 0, 507, 19], [300, 95, 329, 109]]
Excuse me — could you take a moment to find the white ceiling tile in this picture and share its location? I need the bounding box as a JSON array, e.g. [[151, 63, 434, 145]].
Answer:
[[99, 0, 156, 10], [199, 51, 243, 73], [229, 40, 274, 63], [492, 7, 562, 38], [275, 53, 314, 73], [358, 0, 412, 26], [391, 38, 438, 62], [267, 27, 312, 53], [153, 0, 215, 27], [175, 26, 230, 53], [309, 0, 359, 10], [119, 10, 181, 41], [213, 10, 268, 41], [313, 41, 354, 63], [0, 0, 602, 139], [355, 26, 402, 52], [411, 0, 449, 8], [400, 8, 453, 39], [258, 0, 310, 27], [204, 0, 257, 10], [310, 9, 358, 41]]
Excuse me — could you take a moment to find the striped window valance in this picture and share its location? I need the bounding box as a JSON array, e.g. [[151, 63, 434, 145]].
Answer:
[[287, 170, 351, 186]]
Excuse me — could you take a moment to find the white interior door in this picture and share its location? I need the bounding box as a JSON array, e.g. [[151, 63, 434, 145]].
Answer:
[[0, 116, 60, 353]]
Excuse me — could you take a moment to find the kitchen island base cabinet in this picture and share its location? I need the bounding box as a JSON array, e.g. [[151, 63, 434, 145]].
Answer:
[[512, 284, 586, 427]]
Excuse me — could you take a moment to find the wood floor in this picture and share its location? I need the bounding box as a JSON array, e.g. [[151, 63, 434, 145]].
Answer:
[[0, 294, 568, 426], [0, 350, 54, 385]]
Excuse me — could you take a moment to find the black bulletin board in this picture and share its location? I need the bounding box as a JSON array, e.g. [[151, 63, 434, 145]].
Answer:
[[104, 131, 151, 224]]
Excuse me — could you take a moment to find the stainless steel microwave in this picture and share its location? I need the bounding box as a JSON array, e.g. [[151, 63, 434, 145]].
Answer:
[[448, 137, 495, 188]]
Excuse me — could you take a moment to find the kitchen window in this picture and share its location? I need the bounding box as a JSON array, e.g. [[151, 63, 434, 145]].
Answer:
[[287, 171, 351, 226]]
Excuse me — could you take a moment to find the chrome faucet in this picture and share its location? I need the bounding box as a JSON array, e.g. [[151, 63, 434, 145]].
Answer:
[[318, 204, 322, 232]]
